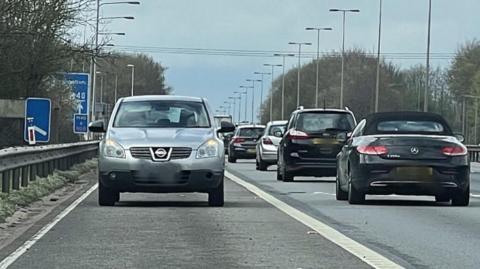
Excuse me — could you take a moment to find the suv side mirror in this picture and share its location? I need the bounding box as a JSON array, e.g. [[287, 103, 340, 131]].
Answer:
[[88, 120, 106, 133], [455, 134, 465, 143], [218, 121, 235, 133]]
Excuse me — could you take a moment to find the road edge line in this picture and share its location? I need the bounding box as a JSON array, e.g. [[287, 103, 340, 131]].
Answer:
[[0, 184, 98, 269], [225, 171, 404, 269]]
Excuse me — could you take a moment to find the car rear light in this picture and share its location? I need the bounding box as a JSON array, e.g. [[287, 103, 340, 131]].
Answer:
[[232, 137, 245, 144], [262, 137, 273, 145], [441, 146, 467, 156], [357, 145, 388, 155], [287, 129, 309, 140]]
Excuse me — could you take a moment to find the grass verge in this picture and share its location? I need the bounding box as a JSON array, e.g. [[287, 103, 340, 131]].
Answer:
[[0, 159, 97, 223]]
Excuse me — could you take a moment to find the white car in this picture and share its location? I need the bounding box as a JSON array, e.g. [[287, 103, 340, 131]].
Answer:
[[255, 120, 287, 171]]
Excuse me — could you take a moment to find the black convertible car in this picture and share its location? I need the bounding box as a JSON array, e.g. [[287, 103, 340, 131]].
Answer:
[[336, 112, 469, 206]]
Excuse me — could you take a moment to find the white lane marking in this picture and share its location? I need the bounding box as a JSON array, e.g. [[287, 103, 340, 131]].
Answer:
[[470, 193, 480, 198], [225, 171, 403, 269], [0, 184, 98, 269], [313, 191, 336, 196]]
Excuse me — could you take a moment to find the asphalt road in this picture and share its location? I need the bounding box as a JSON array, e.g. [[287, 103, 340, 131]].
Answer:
[[226, 160, 480, 269], [1, 178, 370, 269]]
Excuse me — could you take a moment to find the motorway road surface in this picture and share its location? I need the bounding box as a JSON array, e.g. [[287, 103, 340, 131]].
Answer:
[[227, 160, 480, 269], [2, 160, 480, 268], [0, 174, 369, 269]]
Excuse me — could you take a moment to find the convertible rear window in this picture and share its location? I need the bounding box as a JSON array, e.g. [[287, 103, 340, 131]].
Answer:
[[114, 100, 210, 128], [377, 121, 445, 133]]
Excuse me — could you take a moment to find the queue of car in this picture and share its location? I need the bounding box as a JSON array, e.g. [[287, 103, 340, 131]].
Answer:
[[87, 95, 470, 207], [226, 106, 470, 206]]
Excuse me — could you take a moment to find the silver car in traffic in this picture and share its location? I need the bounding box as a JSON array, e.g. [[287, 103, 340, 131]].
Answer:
[[256, 120, 287, 171], [88, 95, 235, 207]]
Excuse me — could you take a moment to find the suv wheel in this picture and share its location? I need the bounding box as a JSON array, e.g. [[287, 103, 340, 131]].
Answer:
[[451, 186, 469, 206], [282, 165, 294, 182], [208, 180, 224, 207], [276, 164, 282, 181], [98, 182, 117, 206]]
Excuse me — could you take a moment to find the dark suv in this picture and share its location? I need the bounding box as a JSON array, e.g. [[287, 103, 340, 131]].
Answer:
[[277, 108, 356, 181], [228, 125, 265, 163]]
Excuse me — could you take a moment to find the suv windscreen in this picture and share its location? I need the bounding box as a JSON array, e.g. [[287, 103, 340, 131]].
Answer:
[[238, 128, 264, 137], [296, 112, 355, 133], [114, 100, 210, 128]]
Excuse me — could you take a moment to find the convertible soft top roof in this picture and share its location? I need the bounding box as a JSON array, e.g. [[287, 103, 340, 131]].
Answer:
[[363, 111, 453, 135]]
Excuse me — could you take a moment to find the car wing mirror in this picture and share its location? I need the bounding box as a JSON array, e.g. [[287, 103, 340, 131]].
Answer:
[[218, 121, 235, 133], [88, 120, 106, 133]]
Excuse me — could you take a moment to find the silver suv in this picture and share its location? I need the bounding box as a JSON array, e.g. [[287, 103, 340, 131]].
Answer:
[[88, 95, 235, 207]]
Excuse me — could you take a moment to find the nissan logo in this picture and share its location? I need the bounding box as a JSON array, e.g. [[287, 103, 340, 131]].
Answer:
[[410, 147, 420, 155], [154, 148, 168, 158]]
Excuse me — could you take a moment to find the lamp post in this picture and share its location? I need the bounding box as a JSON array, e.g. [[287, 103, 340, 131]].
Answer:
[[424, 0, 432, 112], [246, 79, 261, 123], [224, 101, 232, 115], [329, 8, 360, 108], [254, 71, 271, 120], [127, 64, 135, 96], [263, 64, 283, 121], [374, 0, 383, 112], [91, 0, 139, 123], [288, 42, 312, 107], [305, 27, 332, 108], [274, 53, 295, 119], [240, 86, 255, 124], [229, 96, 239, 122], [233, 91, 244, 121]]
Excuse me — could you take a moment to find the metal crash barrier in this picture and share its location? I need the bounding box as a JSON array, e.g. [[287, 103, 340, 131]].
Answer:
[[467, 145, 480, 163], [0, 141, 99, 193]]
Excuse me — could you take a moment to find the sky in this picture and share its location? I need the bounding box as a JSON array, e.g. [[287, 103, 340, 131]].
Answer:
[[96, 0, 480, 120]]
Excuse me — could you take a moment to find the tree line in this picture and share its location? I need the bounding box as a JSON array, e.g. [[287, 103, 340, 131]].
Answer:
[[0, 0, 170, 146], [260, 41, 480, 144]]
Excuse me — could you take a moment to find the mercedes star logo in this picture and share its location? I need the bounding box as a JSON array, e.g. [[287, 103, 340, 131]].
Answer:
[[410, 147, 420, 155], [154, 148, 168, 158]]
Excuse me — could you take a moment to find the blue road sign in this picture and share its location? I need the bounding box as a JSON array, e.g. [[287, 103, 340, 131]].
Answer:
[[63, 73, 89, 115], [24, 98, 51, 143], [73, 114, 88, 134]]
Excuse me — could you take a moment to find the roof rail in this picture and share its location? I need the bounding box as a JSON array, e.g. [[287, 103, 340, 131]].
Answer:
[[344, 106, 350, 111], [296, 106, 304, 111]]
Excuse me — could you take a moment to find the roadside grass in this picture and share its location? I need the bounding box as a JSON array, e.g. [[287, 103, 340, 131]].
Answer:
[[0, 159, 97, 223]]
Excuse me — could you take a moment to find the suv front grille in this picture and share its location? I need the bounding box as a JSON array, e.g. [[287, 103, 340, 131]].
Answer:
[[130, 147, 192, 160]]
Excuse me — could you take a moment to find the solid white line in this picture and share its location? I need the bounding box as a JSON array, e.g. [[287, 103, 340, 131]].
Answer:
[[0, 184, 98, 269], [225, 171, 404, 269], [470, 193, 480, 198]]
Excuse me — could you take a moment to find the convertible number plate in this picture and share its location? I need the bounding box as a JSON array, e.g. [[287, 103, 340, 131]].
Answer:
[[395, 167, 433, 179]]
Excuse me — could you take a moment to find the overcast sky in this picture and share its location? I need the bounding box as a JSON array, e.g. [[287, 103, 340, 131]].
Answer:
[[98, 0, 480, 116]]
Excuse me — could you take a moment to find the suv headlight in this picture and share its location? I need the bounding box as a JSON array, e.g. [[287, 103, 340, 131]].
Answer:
[[196, 139, 219, 159], [104, 139, 125, 159]]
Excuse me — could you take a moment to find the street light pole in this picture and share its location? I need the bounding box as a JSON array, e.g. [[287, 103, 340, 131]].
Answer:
[[254, 71, 271, 121], [289, 42, 312, 108], [274, 53, 295, 120], [306, 27, 333, 108], [229, 97, 237, 122], [91, 0, 139, 123], [234, 92, 243, 121], [374, 0, 383, 112], [245, 81, 260, 123], [238, 88, 249, 122], [424, 0, 432, 112], [264, 64, 282, 122], [127, 64, 135, 96], [329, 8, 360, 108]]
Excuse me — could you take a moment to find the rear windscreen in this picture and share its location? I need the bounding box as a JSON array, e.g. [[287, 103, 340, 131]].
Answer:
[[296, 113, 355, 133], [268, 124, 286, 136], [377, 120, 445, 134], [238, 128, 264, 137]]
